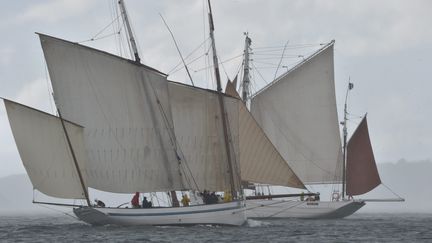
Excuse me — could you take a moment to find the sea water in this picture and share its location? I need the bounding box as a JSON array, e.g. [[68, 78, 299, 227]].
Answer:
[[0, 213, 431, 242]]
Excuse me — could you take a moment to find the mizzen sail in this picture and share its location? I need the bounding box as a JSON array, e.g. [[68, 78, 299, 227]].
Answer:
[[250, 42, 343, 184], [346, 115, 381, 196], [4, 99, 87, 199]]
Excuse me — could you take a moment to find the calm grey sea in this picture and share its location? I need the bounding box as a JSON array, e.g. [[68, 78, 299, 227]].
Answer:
[[0, 213, 431, 242]]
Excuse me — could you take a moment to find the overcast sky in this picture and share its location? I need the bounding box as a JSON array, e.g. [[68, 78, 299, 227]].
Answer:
[[1, 0, 431, 178]]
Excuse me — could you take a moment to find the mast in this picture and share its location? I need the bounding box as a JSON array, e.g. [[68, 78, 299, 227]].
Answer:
[[118, 0, 141, 63], [341, 80, 354, 199], [57, 108, 91, 206], [242, 33, 252, 103], [207, 0, 239, 197]]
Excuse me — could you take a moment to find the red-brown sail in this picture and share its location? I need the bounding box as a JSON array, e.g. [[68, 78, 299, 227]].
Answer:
[[346, 115, 381, 196]]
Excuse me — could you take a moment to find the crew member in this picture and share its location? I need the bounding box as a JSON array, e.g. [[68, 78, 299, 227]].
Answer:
[[143, 197, 152, 208], [181, 194, 190, 206], [131, 192, 140, 208]]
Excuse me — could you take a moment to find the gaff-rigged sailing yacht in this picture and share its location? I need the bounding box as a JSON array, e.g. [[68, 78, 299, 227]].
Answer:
[[228, 36, 404, 219], [3, 1, 304, 226]]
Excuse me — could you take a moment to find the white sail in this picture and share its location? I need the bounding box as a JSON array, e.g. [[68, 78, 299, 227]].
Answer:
[[168, 82, 304, 189], [4, 99, 87, 199], [237, 103, 305, 189], [168, 82, 237, 192], [40, 34, 185, 193], [250, 42, 343, 184]]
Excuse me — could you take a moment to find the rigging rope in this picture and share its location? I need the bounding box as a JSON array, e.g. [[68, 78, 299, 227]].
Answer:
[[192, 53, 243, 73], [382, 183, 404, 200], [78, 15, 121, 43], [160, 13, 195, 86], [37, 204, 79, 220], [169, 45, 211, 75], [167, 37, 210, 74]]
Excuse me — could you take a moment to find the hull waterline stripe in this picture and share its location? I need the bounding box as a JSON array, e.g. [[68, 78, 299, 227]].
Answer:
[[106, 205, 243, 217]]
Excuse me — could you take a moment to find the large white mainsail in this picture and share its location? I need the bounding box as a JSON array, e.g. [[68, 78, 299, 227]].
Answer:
[[250, 42, 343, 184], [4, 99, 87, 199], [170, 82, 305, 190], [40, 34, 185, 193]]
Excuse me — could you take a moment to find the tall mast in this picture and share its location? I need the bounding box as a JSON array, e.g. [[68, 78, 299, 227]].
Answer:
[[118, 0, 141, 63], [242, 33, 252, 103], [57, 108, 91, 206], [207, 0, 239, 197], [341, 80, 354, 199]]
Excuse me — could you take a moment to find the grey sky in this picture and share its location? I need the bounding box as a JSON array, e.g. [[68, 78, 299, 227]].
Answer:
[[1, 0, 431, 177]]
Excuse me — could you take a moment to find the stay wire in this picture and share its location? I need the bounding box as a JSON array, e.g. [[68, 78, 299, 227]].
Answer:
[[169, 45, 211, 75], [192, 53, 243, 73], [159, 13, 195, 86], [382, 183, 404, 200], [167, 37, 210, 74], [78, 14, 121, 43]]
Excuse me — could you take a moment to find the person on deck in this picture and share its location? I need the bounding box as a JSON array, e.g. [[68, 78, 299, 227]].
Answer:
[[201, 190, 209, 204], [181, 194, 190, 206], [94, 199, 105, 207], [142, 196, 152, 208], [131, 192, 140, 208], [223, 191, 232, 203]]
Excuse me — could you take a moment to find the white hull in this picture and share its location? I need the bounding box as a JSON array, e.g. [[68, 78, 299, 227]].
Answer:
[[73, 201, 246, 226], [246, 199, 365, 219]]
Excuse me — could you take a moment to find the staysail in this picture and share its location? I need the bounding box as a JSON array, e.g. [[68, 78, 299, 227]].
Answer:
[[40, 34, 185, 193], [346, 115, 381, 196], [250, 42, 343, 184], [170, 82, 305, 190], [4, 99, 87, 199], [237, 101, 305, 189]]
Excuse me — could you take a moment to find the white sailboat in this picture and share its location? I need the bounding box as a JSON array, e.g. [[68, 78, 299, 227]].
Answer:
[[229, 37, 404, 219], [3, 1, 304, 226]]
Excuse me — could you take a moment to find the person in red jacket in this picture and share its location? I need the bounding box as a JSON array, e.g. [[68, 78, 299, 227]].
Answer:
[[131, 192, 140, 208]]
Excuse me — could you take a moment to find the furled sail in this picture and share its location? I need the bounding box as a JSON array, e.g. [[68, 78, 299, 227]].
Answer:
[[169, 82, 305, 190], [346, 116, 381, 196], [4, 99, 87, 199], [39, 34, 185, 193], [250, 42, 343, 184]]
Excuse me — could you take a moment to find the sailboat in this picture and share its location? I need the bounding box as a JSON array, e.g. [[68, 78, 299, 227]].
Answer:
[[3, 0, 304, 226], [228, 36, 404, 219]]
